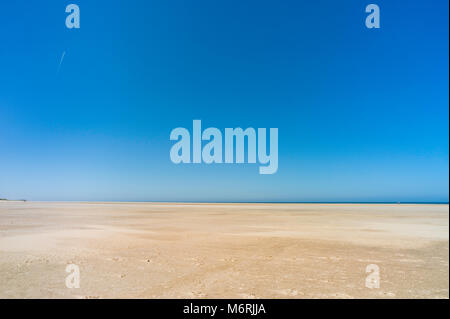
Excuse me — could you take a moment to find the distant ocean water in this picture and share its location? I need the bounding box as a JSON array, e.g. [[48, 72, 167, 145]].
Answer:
[[90, 201, 450, 204]]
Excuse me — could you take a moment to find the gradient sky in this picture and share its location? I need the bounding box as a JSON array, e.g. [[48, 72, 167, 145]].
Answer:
[[0, 0, 448, 202]]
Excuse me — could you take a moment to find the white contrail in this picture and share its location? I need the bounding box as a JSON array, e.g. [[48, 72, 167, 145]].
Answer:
[[57, 51, 66, 74]]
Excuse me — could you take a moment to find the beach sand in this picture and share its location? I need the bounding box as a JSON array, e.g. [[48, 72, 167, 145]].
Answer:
[[0, 202, 448, 298]]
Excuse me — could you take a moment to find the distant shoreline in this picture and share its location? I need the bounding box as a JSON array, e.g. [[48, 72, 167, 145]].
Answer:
[[1, 200, 448, 205]]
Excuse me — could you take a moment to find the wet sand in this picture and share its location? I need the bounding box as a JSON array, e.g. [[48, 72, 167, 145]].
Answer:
[[0, 202, 448, 298]]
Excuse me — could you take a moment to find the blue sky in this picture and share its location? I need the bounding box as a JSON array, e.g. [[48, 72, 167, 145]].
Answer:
[[0, 0, 448, 202]]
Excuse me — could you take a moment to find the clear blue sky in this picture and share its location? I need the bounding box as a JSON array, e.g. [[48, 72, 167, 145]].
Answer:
[[0, 0, 448, 202]]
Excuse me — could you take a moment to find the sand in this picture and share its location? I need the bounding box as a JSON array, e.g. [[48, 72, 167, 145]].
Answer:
[[0, 202, 448, 299]]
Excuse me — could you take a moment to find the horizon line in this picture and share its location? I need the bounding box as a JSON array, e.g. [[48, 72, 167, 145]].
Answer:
[[1, 199, 448, 205]]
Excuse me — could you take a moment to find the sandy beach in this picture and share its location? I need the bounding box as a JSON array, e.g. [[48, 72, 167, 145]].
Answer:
[[0, 202, 448, 299]]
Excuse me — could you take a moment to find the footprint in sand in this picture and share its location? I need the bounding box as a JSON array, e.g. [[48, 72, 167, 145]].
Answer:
[[274, 289, 300, 297], [188, 291, 207, 298]]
